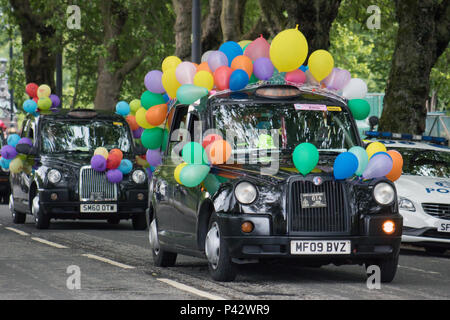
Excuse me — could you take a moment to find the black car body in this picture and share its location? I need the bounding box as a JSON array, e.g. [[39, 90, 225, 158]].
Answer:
[[10, 109, 148, 229], [148, 85, 403, 282], [0, 130, 11, 203]]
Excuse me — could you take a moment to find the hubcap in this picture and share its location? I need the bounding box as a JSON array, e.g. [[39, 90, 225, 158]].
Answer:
[[205, 222, 220, 269], [149, 219, 160, 255]]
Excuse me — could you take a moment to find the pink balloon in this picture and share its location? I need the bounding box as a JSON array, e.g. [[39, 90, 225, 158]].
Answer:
[[285, 69, 306, 85], [244, 36, 270, 61], [362, 152, 393, 179], [207, 51, 228, 72], [323, 68, 351, 91], [175, 62, 197, 85]]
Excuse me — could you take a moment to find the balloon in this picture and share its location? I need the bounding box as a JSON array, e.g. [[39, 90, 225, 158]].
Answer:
[[145, 103, 167, 126], [141, 91, 165, 110], [162, 93, 170, 103], [115, 101, 130, 116], [207, 51, 228, 72], [126, 115, 139, 131], [109, 149, 123, 161], [238, 40, 252, 50], [203, 174, 222, 194], [219, 41, 243, 67], [106, 169, 123, 183], [141, 127, 163, 150], [17, 137, 33, 146], [133, 127, 144, 139], [244, 36, 270, 61], [253, 57, 274, 80], [270, 27, 308, 72], [213, 66, 233, 91], [179, 164, 211, 187], [362, 152, 393, 179], [305, 69, 320, 86], [94, 147, 109, 159], [348, 99, 370, 120], [9, 158, 23, 174], [201, 50, 213, 63], [333, 152, 359, 180], [162, 56, 182, 72], [130, 99, 142, 114], [118, 159, 133, 175], [292, 143, 319, 176], [144, 70, 165, 94], [323, 68, 351, 91], [349, 146, 369, 176], [146, 149, 162, 167], [1, 145, 17, 160], [176, 62, 197, 85], [197, 61, 212, 73], [37, 84, 51, 98], [193, 70, 214, 91], [366, 142, 387, 159], [136, 107, 153, 129], [161, 67, 181, 98], [26, 83, 39, 98], [284, 69, 306, 85], [176, 84, 209, 104], [343, 78, 368, 99], [7, 134, 21, 147], [386, 150, 403, 182], [206, 139, 232, 165], [91, 155, 107, 172], [229, 69, 249, 91], [38, 97, 52, 110], [308, 50, 334, 82], [202, 133, 223, 149], [106, 153, 121, 170], [174, 162, 188, 184], [0, 158, 11, 169], [230, 55, 253, 78], [23, 99, 38, 113], [182, 142, 208, 165]]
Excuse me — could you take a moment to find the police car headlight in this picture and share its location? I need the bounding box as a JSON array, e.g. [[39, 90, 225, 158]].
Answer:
[[132, 170, 146, 184], [47, 169, 62, 184], [373, 182, 395, 205], [398, 197, 416, 212], [234, 181, 257, 204]]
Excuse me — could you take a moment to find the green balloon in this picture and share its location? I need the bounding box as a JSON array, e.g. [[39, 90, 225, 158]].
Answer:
[[140, 91, 165, 110], [179, 164, 210, 187], [38, 97, 52, 110], [348, 146, 368, 176], [249, 73, 258, 84], [292, 143, 319, 176], [182, 142, 208, 164], [176, 84, 208, 105], [348, 99, 370, 120], [161, 129, 169, 152], [203, 174, 221, 195], [141, 127, 163, 149]]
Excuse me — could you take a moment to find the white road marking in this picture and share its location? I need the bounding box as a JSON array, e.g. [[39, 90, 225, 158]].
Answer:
[[399, 265, 440, 275], [157, 278, 226, 300], [31, 237, 68, 249], [82, 254, 135, 269], [5, 227, 30, 236]]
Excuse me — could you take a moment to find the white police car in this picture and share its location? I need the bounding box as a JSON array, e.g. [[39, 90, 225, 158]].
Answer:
[[365, 132, 450, 254]]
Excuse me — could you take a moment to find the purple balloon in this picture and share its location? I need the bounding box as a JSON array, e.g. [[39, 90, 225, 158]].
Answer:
[[362, 152, 393, 179], [49, 94, 61, 108], [207, 51, 228, 73], [133, 127, 144, 139], [146, 149, 162, 167], [323, 68, 351, 91], [91, 155, 107, 172], [253, 57, 274, 80], [17, 137, 33, 146], [146, 167, 153, 179], [144, 70, 165, 94], [1, 145, 17, 160], [107, 169, 123, 183]]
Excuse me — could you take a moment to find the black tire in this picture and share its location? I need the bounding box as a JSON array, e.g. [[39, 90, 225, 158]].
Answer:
[[149, 216, 177, 267], [107, 216, 120, 225], [12, 210, 26, 224], [32, 196, 50, 230], [424, 246, 447, 255], [132, 214, 147, 230], [205, 212, 237, 282], [365, 256, 399, 283]]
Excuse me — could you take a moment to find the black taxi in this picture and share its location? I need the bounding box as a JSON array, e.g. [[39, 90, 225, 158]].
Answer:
[[148, 85, 403, 282], [10, 109, 148, 229], [0, 130, 10, 203]]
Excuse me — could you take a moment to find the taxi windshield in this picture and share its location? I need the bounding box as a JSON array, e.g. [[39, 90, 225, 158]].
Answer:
[[392, 147, 450, 178], [41, 120, 132, 154], [213, 103, 358, 153]]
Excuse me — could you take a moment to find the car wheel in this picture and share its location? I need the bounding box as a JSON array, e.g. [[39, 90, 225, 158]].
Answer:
[[132, 214, 147, 230], [32, 195, 50, 230], [10, 195, 26, 224], [365, 256, 399, 283], [149, 216, 177, 267], [424, 246, 447, 255], [205, 212, 237, 282], [107, 217, 120, 225]]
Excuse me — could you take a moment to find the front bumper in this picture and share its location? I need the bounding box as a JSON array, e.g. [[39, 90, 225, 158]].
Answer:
[[402, 227, 450, 247]]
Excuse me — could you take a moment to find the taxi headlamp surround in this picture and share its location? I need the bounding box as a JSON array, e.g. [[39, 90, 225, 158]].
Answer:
[[234, 181, 258, 205]]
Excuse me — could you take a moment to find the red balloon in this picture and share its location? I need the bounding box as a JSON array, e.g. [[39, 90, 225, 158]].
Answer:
[[26, 83, 39, 98], [285, 69, 306, 85], [109, 149, 123, 161], [106, 153, 121, 170], [32, 97, 39, 104], [214, 66, 233, 91], [202, 133, 223, 149]]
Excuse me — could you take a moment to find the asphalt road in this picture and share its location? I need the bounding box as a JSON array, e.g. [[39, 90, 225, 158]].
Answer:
[[0, 205, 449, 300]]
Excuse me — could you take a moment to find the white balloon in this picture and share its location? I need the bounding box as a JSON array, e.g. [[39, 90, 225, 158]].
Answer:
[[305, 69, 319, 86], [342, 78, 368, 99], [201, 50, 213, 63]]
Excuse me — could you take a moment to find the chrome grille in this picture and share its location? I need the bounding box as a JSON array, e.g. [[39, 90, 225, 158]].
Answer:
[[79, 166, 117, 201], [422, 203, 450, 220]]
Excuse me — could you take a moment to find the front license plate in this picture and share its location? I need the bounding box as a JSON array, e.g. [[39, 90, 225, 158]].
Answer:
[[80, 204, 117, 213], [301, 192, 327, 208], [437, 220, 450, 233], [291, 240, 351, 255]]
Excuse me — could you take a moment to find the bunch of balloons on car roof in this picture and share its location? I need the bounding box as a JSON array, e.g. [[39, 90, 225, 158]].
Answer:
[[22, 83, 61, 117]]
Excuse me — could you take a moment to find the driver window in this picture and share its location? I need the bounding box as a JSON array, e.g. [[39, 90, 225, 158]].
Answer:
[[166, 105, 189, 158]]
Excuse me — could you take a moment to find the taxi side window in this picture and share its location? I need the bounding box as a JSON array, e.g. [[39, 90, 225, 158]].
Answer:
[[165, 105, 189, 157]]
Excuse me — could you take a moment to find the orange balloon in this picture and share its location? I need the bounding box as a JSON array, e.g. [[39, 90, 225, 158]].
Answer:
[[207, 140, 232, 165], [145, 104, 167, 127], [109, 148, 123, 161], [386, 150, 403, 182], [197, 61, 212, 73], [231, 55, 253, 78], [126, 115, 139, 131]]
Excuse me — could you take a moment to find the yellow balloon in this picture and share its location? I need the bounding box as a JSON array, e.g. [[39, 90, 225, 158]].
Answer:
[[129, 99, 142, 114], [174, 162, 188, 185], [135, 155, 150, 168], [94, 147, 109, 159], [269, 27, 308, 72], [366, 142, 387, 159], [162, 67, 181, 99], [136, 107, 153, 129], [9, 158, 23, 174], [193, 71, 214, 91], [238, 40, 251, 49], [162, 56, 182, 73], [308, 49, 334, 82], [37, 84, 51, 99]]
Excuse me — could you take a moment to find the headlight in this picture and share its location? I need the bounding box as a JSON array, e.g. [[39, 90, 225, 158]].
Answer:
[[398, 197, 416, 212], [373, 182, 395, 205], [47, 169, 62, 184], [234, 181, 257, 204], [132, 170, 146, 184]]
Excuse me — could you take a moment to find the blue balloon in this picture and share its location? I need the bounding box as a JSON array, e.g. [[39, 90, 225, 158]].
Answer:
[[162, 93, 170, 103], [219, 41, 243, 67], [7, 134, 21, 147], [0, 157, 11, 169], [118, 159, 133, 175], [229, 70, 249, 91], [23, 99, 38, 113], [115, 101, 130, 116], [333, 152, 359, 180], [299, 65, 309, 72]]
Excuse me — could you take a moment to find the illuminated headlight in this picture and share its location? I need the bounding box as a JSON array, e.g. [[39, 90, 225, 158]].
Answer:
[[47, 169, 62, 184], [398, 197, 415, 212], [234, 181, 257, 204], [373, 182, 395, 205], [132, 170, 146, 184]]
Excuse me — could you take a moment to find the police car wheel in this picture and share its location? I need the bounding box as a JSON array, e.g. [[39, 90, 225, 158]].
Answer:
[[365, 256, 399, 283], [205, 212, 237, 282], [149, 216, 177, 267]]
